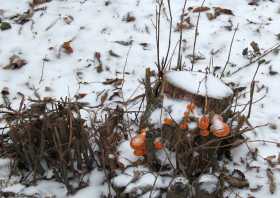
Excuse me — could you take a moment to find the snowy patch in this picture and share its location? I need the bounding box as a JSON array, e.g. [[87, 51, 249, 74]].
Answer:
[[198, 174, 219, 194]]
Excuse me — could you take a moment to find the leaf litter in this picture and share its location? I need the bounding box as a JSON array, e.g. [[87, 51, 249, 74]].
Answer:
[[1, 0, 280, 197]]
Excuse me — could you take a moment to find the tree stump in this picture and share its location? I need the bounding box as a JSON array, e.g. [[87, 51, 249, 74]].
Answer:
[[163, 71, 233, 113]]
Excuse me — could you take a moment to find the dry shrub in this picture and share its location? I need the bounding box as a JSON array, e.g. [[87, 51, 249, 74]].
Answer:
[[141, 69, 249, 185], [161, 111, 246, 179], [92, 106, 125, 171], [1, 98, 95, 192]]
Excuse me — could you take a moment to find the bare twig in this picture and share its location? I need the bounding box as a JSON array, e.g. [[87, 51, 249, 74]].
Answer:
[[39, 56, 48, 84], [231, 43, 280, 75], [193, 124, 268, 151], [120, 45, 133, 138], [220, 24, 239, 78], [191, 0, 206, 71], [247, 60, 264, 118], [176, 0, 187, 70], [45, 16, 61, 31], [163, 0, 173, 69], [155, 1, 163, 74]]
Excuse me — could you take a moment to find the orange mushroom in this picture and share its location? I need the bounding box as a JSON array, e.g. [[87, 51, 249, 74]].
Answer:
[[130, 134, 146, 150], [211, 122, 230, 138], [200, 129, 209, 137], [153, 137, 164, 150], [210, 114, 230, 138], [186, 102, 196, 113], [163, 118, 173, 126], [180, 122, 189, 130], [133, 149, 146, 156], [198, 115, 209, 130]]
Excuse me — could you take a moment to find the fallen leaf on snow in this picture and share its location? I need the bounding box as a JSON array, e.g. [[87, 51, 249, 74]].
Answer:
[[207, 7, 234, 20], [2, 55, 27, 70], [102, 78, 123, 86], [63, 15, 74, 24], [95, 52, 103, 73], [1, 87, 9, 95], [192, 6, 210, 13], [222, 169, 249, 188], [266, 168, 276, 194], [175, 18, 193, 32], [124, 13, 136, 23], [32, 0, 52, 7], [214, 7, 234, 16], [75, 93, 87, 99], [62, 41, 74, 54], [109, 50, 121, 58]]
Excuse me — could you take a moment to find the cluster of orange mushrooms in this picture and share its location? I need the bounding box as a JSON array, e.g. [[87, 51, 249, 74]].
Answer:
[[130, 128, 164, 156], [130, 103, 231, 156], [199, 114, 230, 138]]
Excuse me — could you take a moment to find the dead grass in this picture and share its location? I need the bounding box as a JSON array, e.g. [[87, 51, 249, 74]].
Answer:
[[1, 97, 95, 193]]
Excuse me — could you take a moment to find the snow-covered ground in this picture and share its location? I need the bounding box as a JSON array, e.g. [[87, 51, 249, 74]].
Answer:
[[1, 0, 280, 197]]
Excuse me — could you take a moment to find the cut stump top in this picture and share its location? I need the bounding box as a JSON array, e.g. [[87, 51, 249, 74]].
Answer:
[[164, 71, 233, 100]]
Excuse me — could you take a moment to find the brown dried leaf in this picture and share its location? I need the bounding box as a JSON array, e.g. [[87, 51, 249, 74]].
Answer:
[[62, 41, 74, 54], [100, 92, 108, 105], [193, 6, 210, 13], [102, 78, 123, 86], [3, 55, 27, 70], [265, 155, 276, 161], [124, 13, 136, 23], [222, 170, 249, 189], [207, 13, 216, 20], [266, 168, 276, 194], [175, 18, 193, 32], [63, 15, 74, 25], [214, 7, 234, 16], [223, 175, 249, 188], [248, 0, 259, 6], [250, 41, 261, 55], [75, 93, 87, 99], [95, 52, 103, 73], [32, 0, 51, 7], [95, 52, 101, 61]]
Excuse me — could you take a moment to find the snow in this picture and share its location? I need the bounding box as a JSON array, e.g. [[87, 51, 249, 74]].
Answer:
[[198, 174, 218, 194], [172, 176, 190, 186], [112, 165, 172, 196], [23, 181, 67, 198], [210, 114, 225, 131], [70, 169, 111, 198], [1, 0, 280, 197], [0, 159, 10, 178], [118, 140, 140, 167], [165, 71, 233, 99], [2, 184, 26, 194], [149, 95, 203, 125], [112, 173, 133, 188], [124, 173, 171, 194]]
